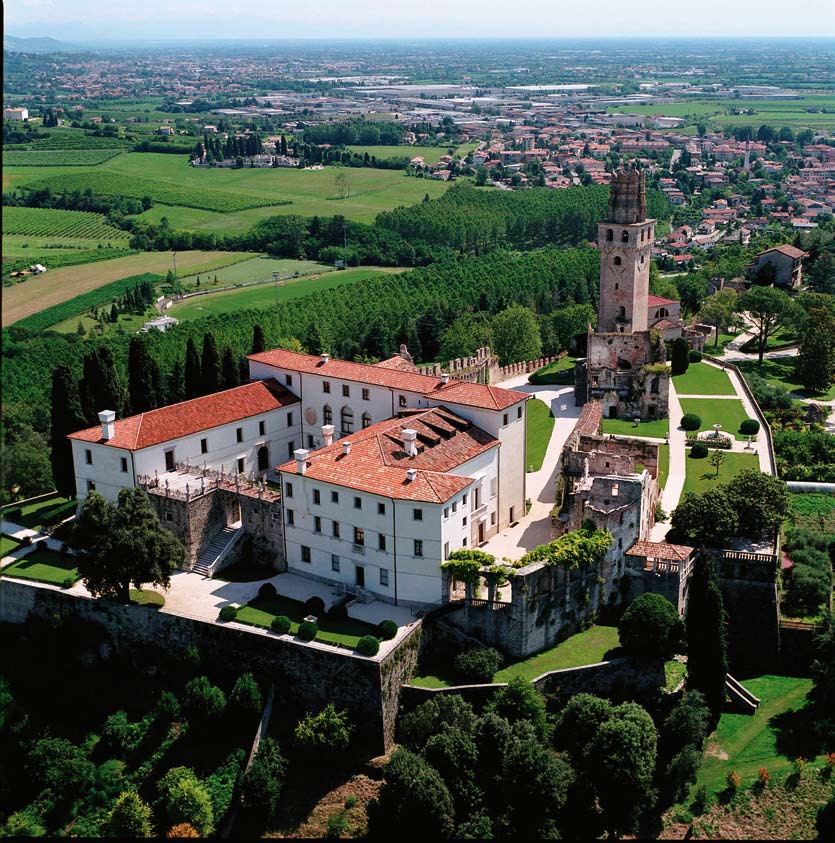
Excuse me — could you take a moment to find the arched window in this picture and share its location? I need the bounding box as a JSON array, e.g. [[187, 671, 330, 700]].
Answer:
[[257, 445, 270, 472], [655, 307, 669, 319], [621, 230, 629, 243], [341, 406, 354, 435], [323, 404, 332, 426], [361, 412, 372, 429], [613, 256, 622, 266], [606, 229, 614, 242]]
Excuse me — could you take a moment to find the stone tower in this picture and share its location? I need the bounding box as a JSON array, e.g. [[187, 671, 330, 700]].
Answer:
[[596, 169, 655, 334]]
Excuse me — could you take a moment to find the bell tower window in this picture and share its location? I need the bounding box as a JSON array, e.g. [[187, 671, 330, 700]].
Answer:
[[621, 230, 629, 243], [606, 229, 614, 242]]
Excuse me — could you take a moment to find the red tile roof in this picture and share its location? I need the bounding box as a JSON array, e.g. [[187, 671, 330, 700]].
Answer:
[[572, 401, 603, 439], [374, 355, 419, 373], [625, 540, 694, 561], [248, 348, 527, 411], [758, 244, 807, 259], [68, 379, 298, 451], [647, 294, 679, 307], [278, 407, 497, 502]]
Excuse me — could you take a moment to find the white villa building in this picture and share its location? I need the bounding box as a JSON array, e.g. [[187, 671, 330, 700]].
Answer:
[[68, 347, 529, 606]]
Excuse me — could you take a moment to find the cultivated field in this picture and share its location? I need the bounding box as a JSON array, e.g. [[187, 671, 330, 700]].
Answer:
[[1, 250, 253, 326], [177, 256, 333, 286], [2, 206, 131, 241], [2, 149, 124, 167], [345, 144, 468, 164]]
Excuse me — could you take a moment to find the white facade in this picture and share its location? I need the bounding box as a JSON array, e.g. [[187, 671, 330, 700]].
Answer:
[[4, 107, 29, 121]]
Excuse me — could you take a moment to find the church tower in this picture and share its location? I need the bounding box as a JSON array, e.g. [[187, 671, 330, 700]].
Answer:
[[596, 169, 655, 334]]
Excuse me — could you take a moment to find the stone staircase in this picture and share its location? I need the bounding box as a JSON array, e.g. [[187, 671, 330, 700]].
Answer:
[[725, 673, 761, 714], [193, 522, 242, 578], [335, 583, 376, 604]]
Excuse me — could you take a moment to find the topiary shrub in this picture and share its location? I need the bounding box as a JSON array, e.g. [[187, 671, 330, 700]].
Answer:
[[681, 413, 702, 432], [303, 596, 325, 616], [270, 615, 291, 635], [62, 576, 76, 589], [453, 647, 503, 684], [218, 605, 238, 622], [298, 620, 318, 641], [688, 350, 703, 363], [357, 636, 380, 657], [377, 619, 398, 640], [258, 582, 277, 599], [327, 602, 348, 620], [690, 442, 708, 459], [739, 418, 760, 436]]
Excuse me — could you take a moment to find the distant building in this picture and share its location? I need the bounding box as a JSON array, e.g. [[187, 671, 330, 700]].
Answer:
[[3, 106, 29, 121], [747, 244, 807, 289], [142, 316, 179, 333]]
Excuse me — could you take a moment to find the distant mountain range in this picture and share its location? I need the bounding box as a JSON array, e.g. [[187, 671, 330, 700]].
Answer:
[[4, 35, 80, 53]]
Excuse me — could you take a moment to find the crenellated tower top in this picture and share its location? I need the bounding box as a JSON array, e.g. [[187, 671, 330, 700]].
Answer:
[[607, 168, 647, 225]]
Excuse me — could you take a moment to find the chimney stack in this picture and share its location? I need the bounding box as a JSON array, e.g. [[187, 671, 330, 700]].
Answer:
[[406, 468, 417, 482], [402, 428, 418, 458], [342, 440, 352, 456], [320, 353, 329, 364], [322, 424, 334, 447], [98, 410, 116, 441], [294, 448, 310, 475], [440, 373, 450, 385]]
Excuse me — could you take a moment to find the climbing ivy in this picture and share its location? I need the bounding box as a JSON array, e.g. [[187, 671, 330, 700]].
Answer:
[[514, 527, 612, 570], [440, 549, 496, 584]]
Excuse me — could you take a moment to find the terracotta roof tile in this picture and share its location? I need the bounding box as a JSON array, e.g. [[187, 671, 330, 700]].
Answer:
[[277, 407, 497, 502], [374, 355, 419, 372], [248, 348, 527, 411], [647, 294, 679, 307], [625, 540, 694, 561], [759, 244, 807, 259], [68, 379, 298, 451]]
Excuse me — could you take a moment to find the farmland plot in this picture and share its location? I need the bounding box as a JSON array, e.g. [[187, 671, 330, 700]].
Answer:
[[3, 206, 131, 241]]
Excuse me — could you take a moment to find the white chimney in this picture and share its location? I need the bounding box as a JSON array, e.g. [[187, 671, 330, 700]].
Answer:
[[342, 440, 352, 456], [320, 353, 329, 364], [98, 409, 116, 441], [440, 373, 450, 385], [402, 428, 418, 458], [322, 424, 334, 447], [406, 468, 417, 482], [294, 448, 310, 475]]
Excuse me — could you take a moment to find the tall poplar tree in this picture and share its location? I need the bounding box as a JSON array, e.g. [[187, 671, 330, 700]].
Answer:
[[127, 337, 163, 414], [686, 556, 729, 724], [221, 346, 240, 389], [168, 358, 185, 404], [49, 365, 89, 498], [200, 332, 222, 396], [79, 347, 123, 425], [251, 324, 266, 354], [795, 307, 835, 395], [184, 337, 202, 400]]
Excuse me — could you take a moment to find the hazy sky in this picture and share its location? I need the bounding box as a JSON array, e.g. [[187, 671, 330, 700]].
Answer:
[[5, 0, 834, 40]]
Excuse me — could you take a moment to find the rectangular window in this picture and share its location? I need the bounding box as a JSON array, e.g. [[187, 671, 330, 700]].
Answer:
[[378, 534, 386, 551], [331, 490, 339, 504], [399, 395, 407, 408], [285, 482, 293, 497], [201, 438, 208, 454], [462, 537, 468, 547], [314, 516, 322, 533], [287, 509, 295, 526], [444, 541, 449, 560], [323, 380, 331, 393], [333, 521, 340, 538], [354, 527, 365, 546], [414, 539, 423, 557], [413, 508, 423, 521], [287, 412, 294, 427], [342, 384, 350, 397], [259, 420, 266, 436], [491, 512, 497, 525], [362, 388, 370, 401], [444, 507, 449, 519], [313, 489, 321, 505], [452, 501, 458, 513], [517, 406, 523, 419], [301, 545, 310, 563], [503, 413, 508, 425], [354, 496, 362, 510], [380, 568, 389, 587], [308, 434, 314, 448], [463, 516, 468, 527], [285, 374, 292, 386], [120, 457, 128, 473], [377, 502, 386, 515], [462, 493, 468, 506], [237, 457, 245, 474], [287, 441, 295, 459], [85, 449, 92, 465], [331, 554, 340, 572], [236, 427, 243, 443]]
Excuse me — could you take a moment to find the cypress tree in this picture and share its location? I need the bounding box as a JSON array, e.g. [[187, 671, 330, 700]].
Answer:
[[79, 347, 123, 425], [110, 303, 119, 323], [49, 365, 88, 498], [184, 338, 202, 400], [128, 337, 162, 414], [252, 324, 266, 354], [221, 346, 240, 389], [200, 332, 222, 396], [795, 308, 834, 395], [686, 556, 729, 724], [671, 337, 689, 376], [238, 356, 250, 385], [168, 358, 185, 404]]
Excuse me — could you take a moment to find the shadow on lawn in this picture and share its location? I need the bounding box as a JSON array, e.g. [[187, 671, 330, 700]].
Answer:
[[771, 701, 825, 762]]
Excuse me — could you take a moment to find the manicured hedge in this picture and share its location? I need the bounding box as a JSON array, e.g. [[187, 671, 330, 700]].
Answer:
[[681, 413, 702, 432], [377, 619, 398, 640], [219, 605, 238, 622], [298, 620, 318, 641], [690, 443, 708, 459], [270, 615, 291, 635], [357, 636, 380, 656]]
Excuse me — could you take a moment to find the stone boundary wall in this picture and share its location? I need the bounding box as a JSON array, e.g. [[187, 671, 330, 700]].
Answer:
[[702, 353, 776, 475], [416, 345, 565, 386], [400, 657, 665, 712], [0, 578, 420, 752]]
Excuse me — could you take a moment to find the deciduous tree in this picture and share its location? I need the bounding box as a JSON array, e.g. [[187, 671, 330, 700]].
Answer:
[[491, 304, 542, 366], [740, 286, 792, 363]]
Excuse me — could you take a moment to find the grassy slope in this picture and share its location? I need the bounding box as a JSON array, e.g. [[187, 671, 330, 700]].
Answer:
[[525, 398, 556, 472], [683, 451, 760, 495], [673, 362, 736, 396], [2, 250, 253, 326]]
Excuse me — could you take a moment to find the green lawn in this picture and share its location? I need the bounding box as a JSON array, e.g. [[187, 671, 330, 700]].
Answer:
[[658, 443, 670, 490], [345, 144, 455, 165], [1, 546, 78, 585], [673, 363, 736, 396], [409, 674, 453, 689], [698, 675, 825, 794], [602, 417, 670, 439], [1, 495, 75, 531], [735, 358, 835, 401], [168, 267, 404, 321], [235, 594, 377, 649], [703, 333, 741, 355], [177, 256, 332, 286], [526, 398, 555, 472], [665, 659, 687, 692], [494, 625, 622, 683], [129, 588, 165, 608], [529, 356, 576, 385], [0, 536, 20, 557], [683, 451, 760, 495], [678, 398, 751, 437]]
